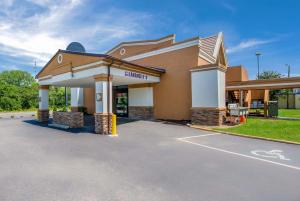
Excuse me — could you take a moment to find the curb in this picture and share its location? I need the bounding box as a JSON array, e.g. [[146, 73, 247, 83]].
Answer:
[[189, 125, 300, 145]]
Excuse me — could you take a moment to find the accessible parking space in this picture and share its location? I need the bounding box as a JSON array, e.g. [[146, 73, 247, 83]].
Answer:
[[177, 133, 300, 171]]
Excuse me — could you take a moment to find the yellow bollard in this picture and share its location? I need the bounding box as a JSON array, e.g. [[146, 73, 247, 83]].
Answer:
[[111, 114, 117, 136]]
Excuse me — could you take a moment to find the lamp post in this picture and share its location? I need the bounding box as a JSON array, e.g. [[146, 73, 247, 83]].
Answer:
[[286, 64, 291, 78], [286, 64, 291, 109], [255, 52, 261, 79]]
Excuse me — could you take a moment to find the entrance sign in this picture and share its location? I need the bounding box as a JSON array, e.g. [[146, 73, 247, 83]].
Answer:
[[125, 71, 148, 80], [251, 150, 290, 161]]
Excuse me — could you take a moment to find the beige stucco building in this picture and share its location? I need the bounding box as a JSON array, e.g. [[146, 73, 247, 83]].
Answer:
[[36, 33, 228, 133], [36, 33, 300, 134]]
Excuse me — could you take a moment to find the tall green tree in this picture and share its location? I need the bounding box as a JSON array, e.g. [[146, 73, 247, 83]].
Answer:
[[258, 70, 287, 101], [0, 70, 70, 112], [0, 70, 38, 111], [258, 70, 283, 80], [0, 70, 35, 87]]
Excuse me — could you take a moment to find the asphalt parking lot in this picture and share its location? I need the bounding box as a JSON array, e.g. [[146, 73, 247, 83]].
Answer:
[[0, 118, 300, 201]]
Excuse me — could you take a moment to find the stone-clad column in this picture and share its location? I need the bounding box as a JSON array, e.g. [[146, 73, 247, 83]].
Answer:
[[94, 74, 113, 134], [38, 85, 49, 122], [191, 66, 226, 126], [71, 88, 85, 112]]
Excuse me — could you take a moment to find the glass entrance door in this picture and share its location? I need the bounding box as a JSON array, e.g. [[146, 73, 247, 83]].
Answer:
[[114, 87, 128, 117]]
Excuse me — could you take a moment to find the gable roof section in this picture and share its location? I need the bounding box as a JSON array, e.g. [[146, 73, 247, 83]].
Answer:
[[199, 32, 227, 65], [36, 50, 165, 79], [115, 32, 226, 65], [124, 37, 200, 62], [106, 34, 175, 55]]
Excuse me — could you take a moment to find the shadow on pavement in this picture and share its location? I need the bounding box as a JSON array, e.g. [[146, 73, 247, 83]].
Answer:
[[23, 116, 140, 134], [23, 119, 94, 134]]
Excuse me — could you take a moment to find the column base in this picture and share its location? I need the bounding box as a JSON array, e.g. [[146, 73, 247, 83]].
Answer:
[[94, 113, 112, 134], [128, 106, 154, 119], [71, 106, 86, 113], [37, 109, 49, 122], [191, 107, 226, 126]]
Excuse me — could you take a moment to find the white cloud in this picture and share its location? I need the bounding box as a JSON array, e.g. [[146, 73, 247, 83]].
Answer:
[[0, 0, 152, 69], [227, 38, 275, 54]]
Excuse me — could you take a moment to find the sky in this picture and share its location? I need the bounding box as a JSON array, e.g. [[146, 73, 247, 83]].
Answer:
[[0, 0, 299, 79]]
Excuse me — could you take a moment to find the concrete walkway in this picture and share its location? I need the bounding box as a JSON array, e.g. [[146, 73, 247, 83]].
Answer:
[[0, 111, 36, 119]]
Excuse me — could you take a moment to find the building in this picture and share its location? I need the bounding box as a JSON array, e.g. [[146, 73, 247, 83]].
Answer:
[[36, 33, 300, 134], [36, 33, 228, 133]]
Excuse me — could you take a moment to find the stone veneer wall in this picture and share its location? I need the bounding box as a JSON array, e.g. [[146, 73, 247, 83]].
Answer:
[[37, 109, 49, 122], [94, 113, 112, 134], [53, 111, 84, 128], [71, 106, 86, 113], [191, 108, 226, 126], [129, 106, 154, 119]]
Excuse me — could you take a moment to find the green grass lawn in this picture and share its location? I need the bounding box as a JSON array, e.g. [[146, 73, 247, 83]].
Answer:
[[279, 109, 300, 118], [215, 117, 300, 143]]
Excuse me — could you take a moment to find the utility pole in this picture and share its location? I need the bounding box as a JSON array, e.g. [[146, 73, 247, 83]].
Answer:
[[286, 64, 291, 109], [256, 52, 261, 79], [34, 60, 37, 75]]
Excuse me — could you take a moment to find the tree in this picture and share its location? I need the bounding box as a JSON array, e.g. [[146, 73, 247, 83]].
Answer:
[[49, 86, 69, 110], [257, 70, 290, 101], [0, 70, 35, 87], [258, 70, 283, 80], [0, 70, 38, 111], [0, 70, 70, 111]]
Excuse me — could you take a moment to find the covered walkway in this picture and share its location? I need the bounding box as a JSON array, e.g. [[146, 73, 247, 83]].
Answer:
[[226, 77, 300, 116]]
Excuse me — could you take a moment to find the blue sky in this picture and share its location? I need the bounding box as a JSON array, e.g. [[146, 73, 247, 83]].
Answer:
[[0, 0, 299, 79]]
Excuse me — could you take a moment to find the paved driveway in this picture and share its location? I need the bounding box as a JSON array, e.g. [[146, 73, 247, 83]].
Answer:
[[0, 118, 300, 201]]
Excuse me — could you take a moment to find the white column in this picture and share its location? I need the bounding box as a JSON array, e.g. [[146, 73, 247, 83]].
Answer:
[[95, 80, 112, 113], [71, 88, 84, 107], [39, 87, 49, 110]]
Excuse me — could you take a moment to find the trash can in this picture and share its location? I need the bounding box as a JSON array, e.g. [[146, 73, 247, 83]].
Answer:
[[268, 101, 278, 117]]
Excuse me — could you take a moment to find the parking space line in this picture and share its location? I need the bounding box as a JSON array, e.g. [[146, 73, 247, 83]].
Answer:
[[177, 138, 300, 171], [176, 133, 218, 140]]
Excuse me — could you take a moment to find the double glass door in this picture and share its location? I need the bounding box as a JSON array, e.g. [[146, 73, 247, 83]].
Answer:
[[114, 87, 128, 117]]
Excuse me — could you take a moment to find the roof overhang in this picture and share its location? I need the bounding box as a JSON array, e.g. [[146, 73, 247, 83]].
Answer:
[[226, 77, 300, 90]]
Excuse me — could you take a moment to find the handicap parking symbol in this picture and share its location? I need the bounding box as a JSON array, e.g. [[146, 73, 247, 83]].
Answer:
[[251, 150, 290, 161]]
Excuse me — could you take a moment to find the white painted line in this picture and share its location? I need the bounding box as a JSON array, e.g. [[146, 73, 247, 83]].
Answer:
[[178, 138, 300, 171], [176, 133, 218, 140]]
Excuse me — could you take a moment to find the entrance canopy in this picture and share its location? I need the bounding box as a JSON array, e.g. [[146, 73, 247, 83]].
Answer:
[[36, 50, 165, 87]]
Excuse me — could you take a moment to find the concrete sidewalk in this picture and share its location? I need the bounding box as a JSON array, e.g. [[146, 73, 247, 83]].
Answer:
[[0, 111, 37, 119]]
